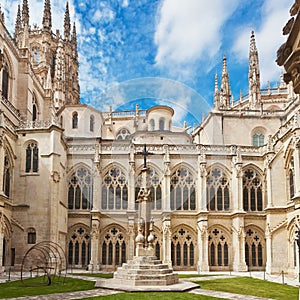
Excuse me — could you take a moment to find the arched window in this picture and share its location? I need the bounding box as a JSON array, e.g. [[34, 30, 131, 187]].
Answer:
[[31, 48, 41, 64], [101, 227, 126, 267], [208, 227, 230, 268], [159, 118, 165, 131], [32, 104, 37, 122], [72, 112, 78, 129], [90, 115, 94, 132], [206, 167, 230, 211], [25, 142, 38, 173], [135, 167, 162, 210], [27, 228, 36, 244], [170, 167, 196, 211], [149, 119, 154, 131], [3, 155, 11, 197], [2, 59, 9, 100], [253, 130, 264, 147], [67, 226, 90, 267], [243, 168, 263, 211], [116, 128, 131, 140], [244, 228, 265, 270], [68, 168, 92, 210], [102, 167, 128, 210], [289, 159, 295, 200], [171, 227, 196, 270]]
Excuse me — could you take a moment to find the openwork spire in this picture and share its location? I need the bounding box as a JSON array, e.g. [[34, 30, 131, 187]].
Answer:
[[42, 0, 52, 32], [219, 55, 231, 108], [213, 73, 220, 109], [22, 0, 29, 27], [14, 5, 22, 36], [64, 2, 71, 40], [248, 31, 261, 109], [72, 22, 78, 61]]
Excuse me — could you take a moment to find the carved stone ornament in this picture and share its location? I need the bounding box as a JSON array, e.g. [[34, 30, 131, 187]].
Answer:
[[51, 171, 60, 183], [91, 223, 99, 239], [283, 17, 294, 35], [276, 43, 292, 67], [290, 0, 300, 16]]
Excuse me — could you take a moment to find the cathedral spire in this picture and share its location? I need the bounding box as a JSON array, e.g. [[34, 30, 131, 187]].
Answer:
[[71, 22, 78, 61], [219, 55, 231, 108], [248, 31, 261, 109], [42, 0, 52, 32], [213, 73, 220, 109], [21, 0, 29, 27], [64, 2, 71, 41], [14, 5, 21, 37]]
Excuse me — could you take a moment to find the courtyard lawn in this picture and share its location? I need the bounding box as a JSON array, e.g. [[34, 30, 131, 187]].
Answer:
[[0, 276, 95, 299], [83, 293, 222, 300], [196, 276, 298, 300], [71, 273, 114, 278]]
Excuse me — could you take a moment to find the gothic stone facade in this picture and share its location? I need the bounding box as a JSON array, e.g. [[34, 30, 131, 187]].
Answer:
[[0, 0, 300, 275]]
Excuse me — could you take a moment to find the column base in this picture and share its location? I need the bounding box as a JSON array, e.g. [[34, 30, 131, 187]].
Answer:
[[88, 264, 100, 272], [197, 262, 209, 273]]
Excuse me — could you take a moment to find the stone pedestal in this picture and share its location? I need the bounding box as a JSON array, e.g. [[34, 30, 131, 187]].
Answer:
[[113, 256, 178, 286]]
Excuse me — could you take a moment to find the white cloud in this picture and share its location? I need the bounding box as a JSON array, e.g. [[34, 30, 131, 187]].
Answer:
[[122, 0, 129, 8], [232, 0, 293, 85], [1, 0, 77, 35], [154, 0, 239, 71]]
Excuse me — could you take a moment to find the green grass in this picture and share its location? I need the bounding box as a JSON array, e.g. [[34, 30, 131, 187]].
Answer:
[[82, 292, 222, 300], [195, 276, 298, 300], [178, 274, 225, 278], [71, 273, 114, 278], [0, 276, 95, 299]]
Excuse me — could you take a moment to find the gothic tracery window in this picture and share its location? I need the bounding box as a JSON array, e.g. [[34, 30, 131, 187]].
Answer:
[[3, 154, 11, 197], [25, 142, 39, 173], [243, 168, 263, 211], [67, 226, 91, 267], [2, 59, 9, 100], [135, 167, 162, 210], [289, 159, 295, 200], [101, 227, 126, 267], [206, 167, 230, 211], [244, 228, 265, 269], [252, 130, 264, 147], [208, 227, 229, 268], [72, 112, 78, 129], [171, 227, 196, 269], [170, 167, 196, 211], [90, 115, 94, 132], [116, 128, 131, 140], [102, 167, 128, 210], [68, 168, 92, 210]]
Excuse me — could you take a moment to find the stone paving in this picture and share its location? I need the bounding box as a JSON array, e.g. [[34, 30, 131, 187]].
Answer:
[[0, 271, 297, 299]]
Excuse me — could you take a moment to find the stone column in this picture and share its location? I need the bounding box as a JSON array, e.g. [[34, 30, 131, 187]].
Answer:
[[293, 138, 300, 198], [0, 129, 6, 194], [0, 212, 4, 271], [93, 143, 102, 210], [89, 212, 100, 271], [198, 152, 207, 211], [163, 145, 171, 212], [232, 220, 247, 271], [127, 217, 135, 260], [197, 218, 209, 272], [128, 143, 136, 211], [231, 147, 243, 211], [265, 223, 272, 273], [162, 215, 171, 265], [264, 154, 274, 208]]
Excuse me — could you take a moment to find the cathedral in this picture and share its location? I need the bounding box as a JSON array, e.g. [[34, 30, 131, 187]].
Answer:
[[0, 0, 300, 276]]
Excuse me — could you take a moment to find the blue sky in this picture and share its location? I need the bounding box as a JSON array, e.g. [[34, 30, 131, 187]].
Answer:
[[2, 0, 293, 126]]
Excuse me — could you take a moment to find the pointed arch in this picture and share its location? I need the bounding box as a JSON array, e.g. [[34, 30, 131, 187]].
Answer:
[[171, 225, 197, 270], [101, 165, 128, 210], [206, 164, 231, 211], [99, 224, 128, 270], [170, 164, 197, 211], [1, 48, 15, 101], [67, 165, 92, 210], [244, 225, 266, 270], [67, 224, 91, 267], [207, 225, 231, 270]]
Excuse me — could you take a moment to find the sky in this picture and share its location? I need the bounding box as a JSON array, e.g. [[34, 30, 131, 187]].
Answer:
[[1, 0, 294, 127]]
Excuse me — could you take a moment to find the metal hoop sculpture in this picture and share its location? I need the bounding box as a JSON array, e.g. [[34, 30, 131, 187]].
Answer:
[[21, 241, 67, 286]]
